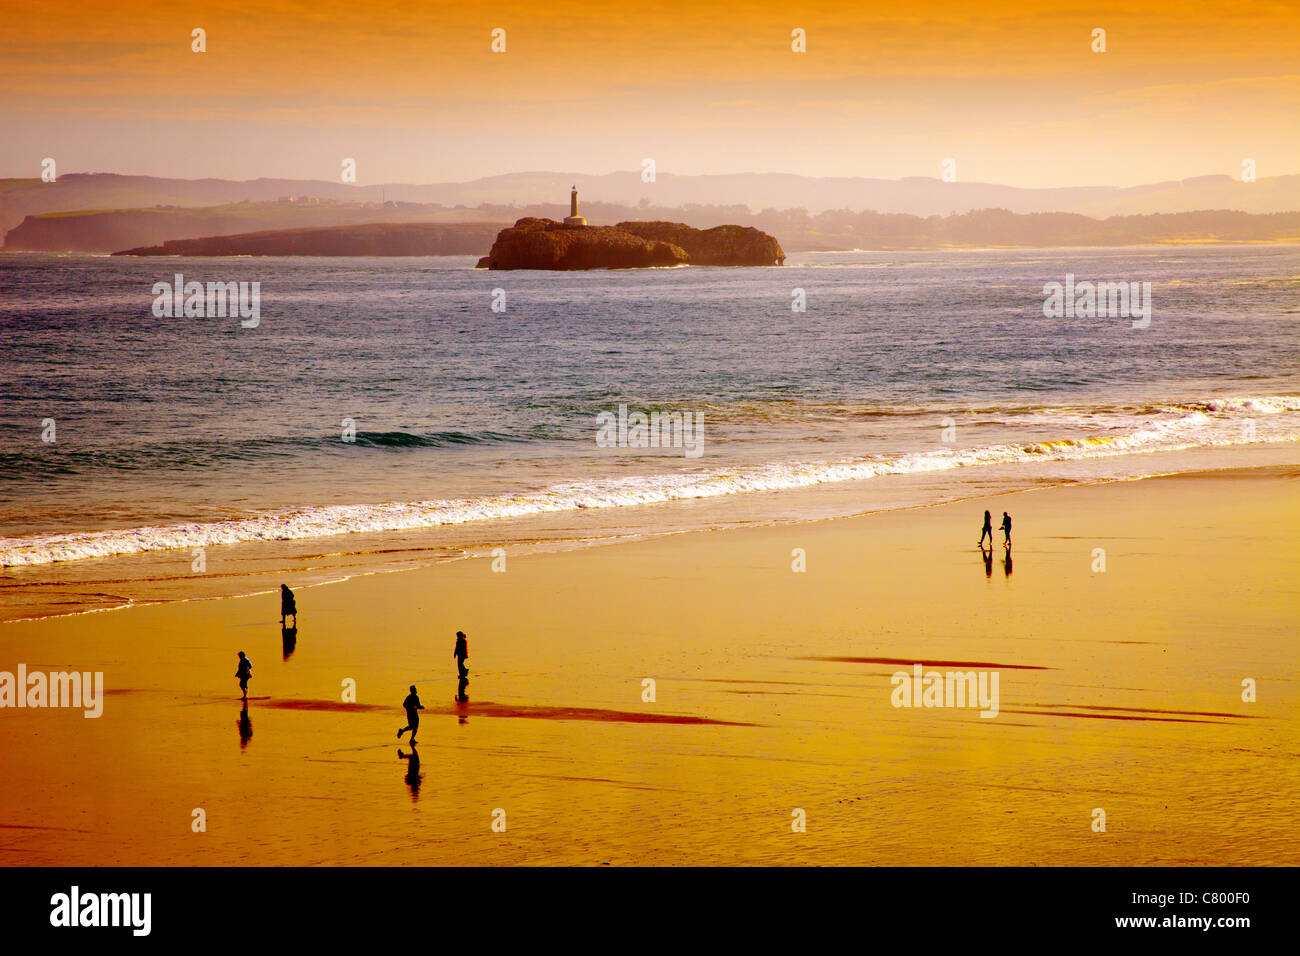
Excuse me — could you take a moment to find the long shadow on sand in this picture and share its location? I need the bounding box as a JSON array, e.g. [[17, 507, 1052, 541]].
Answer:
[[802, 656, 1052, 670], [259, 698, 756, 726], [1004, 704, 1261, 724]]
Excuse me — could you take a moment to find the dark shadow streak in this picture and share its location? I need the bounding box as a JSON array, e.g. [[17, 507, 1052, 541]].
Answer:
[[1001, 708, 1223, 724], [802, 657, 1052, 670], [259, 698, 757, 726], [1037, 703, 1263, 720]]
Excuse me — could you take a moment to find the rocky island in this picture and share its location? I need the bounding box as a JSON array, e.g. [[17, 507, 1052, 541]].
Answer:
[[477, 188, 784, 270], [96, 188, 786, 265]]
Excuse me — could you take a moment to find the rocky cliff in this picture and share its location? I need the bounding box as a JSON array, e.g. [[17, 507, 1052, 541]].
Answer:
[[615, 221, 785, 265], [479, 218, 690, 270], [479, 218, 784, 269]]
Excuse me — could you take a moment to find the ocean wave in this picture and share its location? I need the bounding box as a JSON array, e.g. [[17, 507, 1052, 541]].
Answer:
[[2, 394, 1296, 568], [1159, 396, 1300, 415], [349, 429, 523, 448], [0, 429, 525, 478]]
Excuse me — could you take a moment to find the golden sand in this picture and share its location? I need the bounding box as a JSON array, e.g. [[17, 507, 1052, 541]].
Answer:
[[1, 466, 1296, 865]]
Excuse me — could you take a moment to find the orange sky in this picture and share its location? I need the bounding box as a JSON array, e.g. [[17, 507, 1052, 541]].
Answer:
[[1, 0, 1296, 186]]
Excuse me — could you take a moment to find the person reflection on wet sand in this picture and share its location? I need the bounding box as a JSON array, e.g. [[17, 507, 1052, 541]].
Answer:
[[1003, 548, 1013, 578], [398, 748, 421, 799], [980, 545, 993, 578], [237, 701, 253, 748], [281, 624, 297, 660]]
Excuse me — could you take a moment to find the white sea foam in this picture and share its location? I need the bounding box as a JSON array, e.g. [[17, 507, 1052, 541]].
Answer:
[[2, 395, 1297, 567]]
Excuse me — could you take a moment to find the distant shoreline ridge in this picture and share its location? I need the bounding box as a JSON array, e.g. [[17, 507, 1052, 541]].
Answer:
[[14, 210, 1294, 258], [5, 169, 1300, 253]]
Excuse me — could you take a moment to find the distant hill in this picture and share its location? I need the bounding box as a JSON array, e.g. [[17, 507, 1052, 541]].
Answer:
[[114, 222, 504, 257], [2, 201, 487, 252], [3, 170, 1299, 238], [8, 200, 1300, 255], [784, 208, 1300, 250]]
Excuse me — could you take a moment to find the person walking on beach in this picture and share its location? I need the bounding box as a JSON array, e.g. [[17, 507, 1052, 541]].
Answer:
[[280, 584, 297, 627], [978, 510, 993, 547], [397, 685, 423, 743], [1000, 511, 1013, 550], [453, 631, 469, 679], [235, 651, 253, 700]]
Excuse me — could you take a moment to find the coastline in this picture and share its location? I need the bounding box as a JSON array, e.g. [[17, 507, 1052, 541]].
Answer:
[[2, 462, 1295, 865], [6, 239, 1300, 258], [4, 438, 1298, 625]]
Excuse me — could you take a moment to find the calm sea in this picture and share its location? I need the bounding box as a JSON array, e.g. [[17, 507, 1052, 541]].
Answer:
[[1, 246, 1297, 617]]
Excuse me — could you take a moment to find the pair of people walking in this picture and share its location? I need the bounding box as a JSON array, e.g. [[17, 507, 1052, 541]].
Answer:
[[979, 510, 1012, 550]]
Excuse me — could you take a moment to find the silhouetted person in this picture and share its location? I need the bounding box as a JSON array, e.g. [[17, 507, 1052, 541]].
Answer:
[[981, 545, 993, 578], [978, 510, 993, 547], [235, 651, 253, 700], [397, 685, 423, 743], [1000, 512, 1012, 550], [398, 748, 422, 799], [281, 624, 298, 660], [1003, 549, 1013, 577], [456, 674, 469, 703], [237, 701, 253, 747], [280, 584, 297, 626], [453, 631, 469, 679]]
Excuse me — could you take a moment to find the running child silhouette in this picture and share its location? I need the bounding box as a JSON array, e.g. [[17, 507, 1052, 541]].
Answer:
[[397, 685, 424, 744]]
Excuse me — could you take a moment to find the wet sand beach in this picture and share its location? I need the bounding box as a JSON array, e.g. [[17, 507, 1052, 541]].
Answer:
[[1, 466, 1296, 866]]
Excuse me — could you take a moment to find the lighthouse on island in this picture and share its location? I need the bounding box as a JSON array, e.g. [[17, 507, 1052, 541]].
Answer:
[[563, 185, 587, 226]]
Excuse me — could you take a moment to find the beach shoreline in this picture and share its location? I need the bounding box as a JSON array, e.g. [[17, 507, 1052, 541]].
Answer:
[[4, 439, 1298, 625]]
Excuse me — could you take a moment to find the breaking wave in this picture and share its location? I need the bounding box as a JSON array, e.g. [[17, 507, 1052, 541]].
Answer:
[[2, 394, 1296, 568]]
